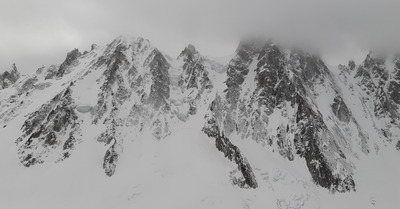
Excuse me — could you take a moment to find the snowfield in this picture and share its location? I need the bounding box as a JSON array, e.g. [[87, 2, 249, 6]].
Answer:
[[1, 112, 399, 209]]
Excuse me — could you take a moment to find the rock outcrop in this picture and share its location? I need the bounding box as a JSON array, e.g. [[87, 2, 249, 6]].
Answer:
[[203, 39, 356, 192], [55, 48, 82, 78], [16, 87, 81, 166], [0, 63, 20, 89]]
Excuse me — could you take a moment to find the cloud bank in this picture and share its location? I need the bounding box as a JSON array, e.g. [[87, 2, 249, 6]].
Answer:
[[1, 0, 399, 73]]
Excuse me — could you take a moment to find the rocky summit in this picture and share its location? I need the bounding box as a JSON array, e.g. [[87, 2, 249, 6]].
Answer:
[[1, 35, 399, 209]]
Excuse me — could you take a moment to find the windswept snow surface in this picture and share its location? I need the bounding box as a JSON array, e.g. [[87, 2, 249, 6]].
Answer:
[[1, 107, 399, 209]]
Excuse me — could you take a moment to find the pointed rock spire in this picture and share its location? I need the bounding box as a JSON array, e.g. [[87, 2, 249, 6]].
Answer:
[[178, 44, 201, 62], [56, 48, 81, 78], [0, 63, 21, 89]]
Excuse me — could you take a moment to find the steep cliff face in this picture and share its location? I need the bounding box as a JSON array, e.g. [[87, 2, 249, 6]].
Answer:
[[203, 94, 258, 188], [16, 86, 81, 166], [339, 53, 400, 143], [388, 56, 400, 105], [353, 53, 398, 120], [177, 44, 213, 115], [0, 64, 20, 89], [203, 39, 362, 192], [55, 48, 82, 79]]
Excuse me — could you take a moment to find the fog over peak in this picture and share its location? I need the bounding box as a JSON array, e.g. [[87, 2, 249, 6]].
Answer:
[[1, 0, 399, 73]]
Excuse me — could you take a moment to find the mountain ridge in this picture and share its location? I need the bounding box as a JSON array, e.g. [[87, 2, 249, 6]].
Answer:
[[1, 34, 399, 208]]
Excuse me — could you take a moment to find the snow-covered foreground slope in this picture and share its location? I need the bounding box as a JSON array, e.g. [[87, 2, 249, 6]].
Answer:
[[1, 110, 399, 209], [0, 35, 399, 208]]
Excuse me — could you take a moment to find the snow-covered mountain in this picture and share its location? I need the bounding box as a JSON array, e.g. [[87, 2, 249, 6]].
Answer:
[[0, 35, 399, 209]]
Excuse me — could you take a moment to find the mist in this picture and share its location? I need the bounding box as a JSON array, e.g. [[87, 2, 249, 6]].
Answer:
[[1, 0, 399, 73]]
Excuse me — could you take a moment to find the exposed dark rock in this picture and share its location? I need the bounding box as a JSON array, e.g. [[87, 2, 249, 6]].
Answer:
[[146, 49, 170, 109], [63, 134, 76, 150], [290, 50, 329, 83], [354, 66, 375, 90], [276, 124, 294, 161], [22, 153, 40, 167], [178, 44, 197, 62], [97, 117, 120, 176], [97, 119, 117, 145], [225, 38, 264, 107], [103, 144, 118, 176], [203, 95, 224, 138], [203, 95, 258, 188], [36, 66, 45, 74], [44, 65, 59, 80], [56, 48, 81, 78], [0, 63, 20, 89], [353, 52, 400, 120], [388, 68, 400, 105], [295, 95, 355, 192], [216, 133, 258, 188], [44, 131, 57, 146], [204, 40, 356, 192], [363, 52, 385, 70], [91, 44, 98, 51], [178, 44, 213, 114], [374, 87, 390, 118], [254, 42, 289, 114], [16, 87, 80, 166], [203, 111, 258, 188], [92, 44, 127, 124], [331, 96, 351, 123], [20, 77, 38, 92], [348, 60, 356, 71]]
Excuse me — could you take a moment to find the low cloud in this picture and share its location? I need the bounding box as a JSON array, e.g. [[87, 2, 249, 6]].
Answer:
[[1, 0, 399, 73]]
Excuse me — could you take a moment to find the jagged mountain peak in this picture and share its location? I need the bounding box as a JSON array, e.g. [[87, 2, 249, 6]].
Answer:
[[112, 34, 148, 45], [10, 63, 19, 74], [1, 63, 20, 76], [55, 48, 82, 78], [177, 44, 202, 62], [182, 44, 197, 54], [0, 63, 21, 89], [362, 51, 387, 69], [107, 34, 152, 52]]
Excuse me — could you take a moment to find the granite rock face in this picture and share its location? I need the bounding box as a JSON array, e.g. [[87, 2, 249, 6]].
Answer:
[[16, 87, 81, 166], [0, 64, 20, 89], [354, 53, 398, 119], [331, 96, 351, 123], [146, 49, 171, 109], [388, 56, 400, 105], [56, 48, 82, 78], [177, 45, 213, 115], [82, 36, 215, 175], [203, 94, 257, 188], [344, 52, 400, 147], [203, 40, 357, 192], [225, 38, 263, 107]]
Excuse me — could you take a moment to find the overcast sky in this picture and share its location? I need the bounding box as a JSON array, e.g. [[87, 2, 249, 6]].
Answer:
[[1, 0, 400, 73]]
